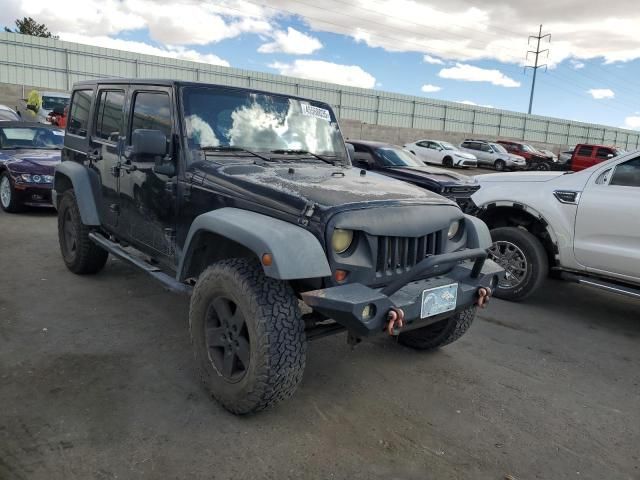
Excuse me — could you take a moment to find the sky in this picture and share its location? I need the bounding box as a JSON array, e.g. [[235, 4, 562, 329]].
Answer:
[[2, 0, 640, 131]]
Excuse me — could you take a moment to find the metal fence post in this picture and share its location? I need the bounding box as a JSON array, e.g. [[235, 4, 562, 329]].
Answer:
[[545, 120, 550, 143], [411, 100, 416, 129], [375, 95, 380, 125], [497, 113, 502, 137], [471, 109, 476, 134], [64, 49, 70, 90], [443, 105, 448, 131], [134, 59, 139, 78]]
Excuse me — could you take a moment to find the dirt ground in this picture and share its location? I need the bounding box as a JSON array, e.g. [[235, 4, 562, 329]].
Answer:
[[1, 209, 639, 480]]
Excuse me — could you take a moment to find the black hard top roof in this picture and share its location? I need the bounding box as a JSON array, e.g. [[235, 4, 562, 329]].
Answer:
[[71, 79, 325, 104]]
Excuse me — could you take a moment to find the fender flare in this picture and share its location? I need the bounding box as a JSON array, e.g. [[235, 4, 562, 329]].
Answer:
[[463, 214, 492, 250], [53, 162, 101, 225], [177, 207, 332, 281], [475, 200, 562, 253]]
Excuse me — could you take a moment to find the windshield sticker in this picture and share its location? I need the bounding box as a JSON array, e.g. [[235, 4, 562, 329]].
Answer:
[[301, 104, 331, 122]]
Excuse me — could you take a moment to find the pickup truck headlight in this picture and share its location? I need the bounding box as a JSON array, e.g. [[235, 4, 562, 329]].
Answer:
[[447, 220, 463, 240], [331, 229, 354, 253]]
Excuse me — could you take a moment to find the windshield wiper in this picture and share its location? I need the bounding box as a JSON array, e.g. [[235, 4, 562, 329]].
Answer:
[[269, 149, 338, 166], [199, 146, 271, 162]]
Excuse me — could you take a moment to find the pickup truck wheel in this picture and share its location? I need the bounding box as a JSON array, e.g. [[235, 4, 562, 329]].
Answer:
[[488, 227, 548, 301], [398, 306, 476, 350], [494, 159, 506, 171], [0, 172, 23, 213], [57, 190, 108, 274], [189, 258, 306, 415]]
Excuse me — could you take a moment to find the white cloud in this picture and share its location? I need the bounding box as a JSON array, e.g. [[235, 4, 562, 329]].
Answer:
[[269, 60, 376, 89], [59, 33, 230, 67], [588, 88, 615, 99], [421, 84, 442, 93], [439, 63, 520, 87], [423, 55, 444, 65], [457, 100, 495, 108], [570, 59, 585, 69], [258, 27, 322, 55], [623, 116, 640, 130]]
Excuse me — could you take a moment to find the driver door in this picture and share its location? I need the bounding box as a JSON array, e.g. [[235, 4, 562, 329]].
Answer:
[[574, 155, 640, 282], [118, 86, 178, 261]]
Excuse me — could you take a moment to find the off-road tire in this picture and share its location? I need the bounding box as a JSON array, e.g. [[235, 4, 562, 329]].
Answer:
[[443, 156, 454, 168], [494, 159, 506, 171], [0, 171, 23, 213], [189, 258, 306, 415], [57, 190, 108, 274], [398, 306, 476, 350], [489, 227, 548, 301]]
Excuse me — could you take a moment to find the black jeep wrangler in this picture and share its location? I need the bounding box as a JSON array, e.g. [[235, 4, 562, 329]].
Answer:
[[54, 79, 502, 414]]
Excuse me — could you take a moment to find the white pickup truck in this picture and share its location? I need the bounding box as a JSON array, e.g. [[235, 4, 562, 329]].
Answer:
[[471, 151, 640, 301]]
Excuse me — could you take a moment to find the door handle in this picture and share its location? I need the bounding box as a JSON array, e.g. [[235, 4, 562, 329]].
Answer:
[[87, 149, 102, 161]]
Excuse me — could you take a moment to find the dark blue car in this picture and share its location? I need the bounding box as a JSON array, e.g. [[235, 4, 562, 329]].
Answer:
[[0, 122, 63, 212]]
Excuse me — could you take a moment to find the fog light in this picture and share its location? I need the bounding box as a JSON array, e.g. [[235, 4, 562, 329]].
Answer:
[[362, 304, 376, 320]]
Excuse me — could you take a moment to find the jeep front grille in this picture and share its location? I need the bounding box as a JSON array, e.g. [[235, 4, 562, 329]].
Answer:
[[376, 232, 442, 276]]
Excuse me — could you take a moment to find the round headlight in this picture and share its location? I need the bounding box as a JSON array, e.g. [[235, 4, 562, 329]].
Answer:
[[331, 229, 354, 254], [447, 220, 462, 240]]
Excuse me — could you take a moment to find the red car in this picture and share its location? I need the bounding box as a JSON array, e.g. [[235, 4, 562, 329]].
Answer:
[[570, 144, 623, 171], [496, 140, 550, 170]]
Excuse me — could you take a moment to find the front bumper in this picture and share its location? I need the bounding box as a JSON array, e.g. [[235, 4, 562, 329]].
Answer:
[[454, 157, 477, 167], [13, 183, 53, 207], [302, 250, 503, 338]]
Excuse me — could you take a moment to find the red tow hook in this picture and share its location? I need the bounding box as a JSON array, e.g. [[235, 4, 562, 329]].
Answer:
[[386, 307, 405, 336], [476, 287, 492, 308]]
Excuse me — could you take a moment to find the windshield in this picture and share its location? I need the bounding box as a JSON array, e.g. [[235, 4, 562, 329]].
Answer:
[[42, 96, 69, 111], [181, 86, 348, 163], [0, 126, 64, 149], [490, 143, 508, 153], [522, 144, 536, 152], [376, 147, 423, 167], [440, 141, 457, 151]]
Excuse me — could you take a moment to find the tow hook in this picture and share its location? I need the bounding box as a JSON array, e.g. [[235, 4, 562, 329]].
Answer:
[[476, 287, 492, 308], [386, 307, 405, 336]]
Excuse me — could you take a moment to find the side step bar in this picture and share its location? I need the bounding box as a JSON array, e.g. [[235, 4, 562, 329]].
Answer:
[[561, 272, 640, 299], [89, 232, 192, 296]]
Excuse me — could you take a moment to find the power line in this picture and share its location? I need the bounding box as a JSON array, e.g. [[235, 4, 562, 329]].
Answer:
[[525, 24, 550, 114]]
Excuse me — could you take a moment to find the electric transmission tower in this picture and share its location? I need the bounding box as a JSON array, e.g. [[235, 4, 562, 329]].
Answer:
[[525, 24, 551, 114]]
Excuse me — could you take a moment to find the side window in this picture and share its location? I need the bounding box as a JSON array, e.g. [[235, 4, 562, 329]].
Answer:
[[577, 146, 593, 157], [480, 144, 492, 152], [416, 141, 429, 148], [95, 90, 125, 142], [68, 89, 94, 137], [353, 151, 374, 166], [461, 141, 471, 149], [130, 91, 172, 142], [353, 144, 368, 153], [596, 147, 613, 160], [468, 142, 480, 151], [610, 157, 640, 187]]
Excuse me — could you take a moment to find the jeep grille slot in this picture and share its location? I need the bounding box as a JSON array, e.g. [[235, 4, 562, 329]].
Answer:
[[376, 232, 441, 276]]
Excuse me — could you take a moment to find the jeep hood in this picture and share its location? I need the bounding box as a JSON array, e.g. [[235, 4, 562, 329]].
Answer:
[[474, 171, 565, 183], [196, 161, 455, 213]]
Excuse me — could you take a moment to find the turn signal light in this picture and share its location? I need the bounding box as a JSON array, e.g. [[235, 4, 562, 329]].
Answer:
[[334, 269, 348, 282], [261, 253, 273, 266]]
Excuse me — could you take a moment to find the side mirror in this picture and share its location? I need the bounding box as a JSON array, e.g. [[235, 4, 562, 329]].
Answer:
[[131, 129, 167, 157], [345, 143, 355, 162], [607, 153, 614, 159]]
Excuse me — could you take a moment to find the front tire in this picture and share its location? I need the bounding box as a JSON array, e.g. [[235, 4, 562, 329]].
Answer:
[[0, 172, 23, 213], [488, 227, 548, 301], [494, 159, 506, 171], [443, 156, 454, 168], [398, 306, 476, 350], [189, 258, 306, 415], [57, 190, 108, 274]]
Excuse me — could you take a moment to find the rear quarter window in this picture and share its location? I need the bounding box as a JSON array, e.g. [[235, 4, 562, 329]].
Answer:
[[576, 146, 593, 156], [68, 89, 94, 137]]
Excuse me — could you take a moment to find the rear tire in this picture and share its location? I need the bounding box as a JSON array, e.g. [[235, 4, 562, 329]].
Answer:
[[57, 190, 108, 274], [398, 306, 476, 350], [0, 172, 23, 213], [494, 159, 506, 171], [189, 258, 306, 415], [488, 227, 548, 301]]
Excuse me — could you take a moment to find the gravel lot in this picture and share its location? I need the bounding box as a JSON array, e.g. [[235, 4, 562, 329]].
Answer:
[[1, 208, 639, 480]]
